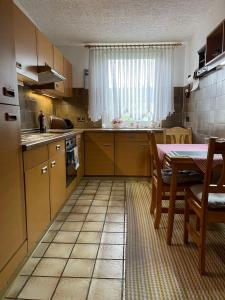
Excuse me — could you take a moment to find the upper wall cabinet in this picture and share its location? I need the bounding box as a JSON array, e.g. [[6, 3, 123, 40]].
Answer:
[[206, 21, 224, 64], [63, 57, 73, 97], [14, 5, 38, 83], [36, 29, 54, 68], [53, 46, 64, 75], [0, 0, 18, 105]]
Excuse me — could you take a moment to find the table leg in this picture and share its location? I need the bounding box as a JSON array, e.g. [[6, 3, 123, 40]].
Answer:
[[166, 164, 178, 245]]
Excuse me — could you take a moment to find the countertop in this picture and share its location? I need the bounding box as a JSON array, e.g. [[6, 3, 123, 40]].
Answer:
[[21, 127, 163, 151]]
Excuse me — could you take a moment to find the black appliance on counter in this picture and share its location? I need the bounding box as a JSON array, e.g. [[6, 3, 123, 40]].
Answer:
[[65, 136, 77, 187]]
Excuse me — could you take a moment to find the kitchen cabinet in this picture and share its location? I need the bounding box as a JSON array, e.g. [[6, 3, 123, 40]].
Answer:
[[115, 133, 150, 176], [85, 132, 115, 175], [0, 104, 27, 276], [0, 0, 18, 105], [63, 57, 73, 97], [49, 140, 66, 219], [14, 5, 38, 83], [53, 46, 64, 75], [24, 146, 50, 251], [36, 29, 53, 68]]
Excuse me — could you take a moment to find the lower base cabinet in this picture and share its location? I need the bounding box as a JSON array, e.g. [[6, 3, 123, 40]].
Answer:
[[25, 160, 50, 251]]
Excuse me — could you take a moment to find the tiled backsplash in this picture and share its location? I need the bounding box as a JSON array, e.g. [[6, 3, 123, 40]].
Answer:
[[184, 67, 225, 143], [19, 85, 54, 130]]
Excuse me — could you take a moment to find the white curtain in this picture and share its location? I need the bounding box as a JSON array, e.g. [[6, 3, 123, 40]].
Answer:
[[89, 46, 174, 127]]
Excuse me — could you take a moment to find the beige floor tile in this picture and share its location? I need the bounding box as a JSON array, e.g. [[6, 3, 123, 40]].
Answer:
[[112, 186, 124, 191], [103, 223, 124, 233], [60, 206, 73, 213], [82, 222, 104, 232], [67, 196, 79, 201], [110, 196, 125, 201], [73, 190, 82, 195], [107, 207, 125, 214], [77, 232, 102, 244], [101, 233, 123, 244], [89, 206, 107, 214], [42, 231, 57, 243], [72, 206, 90, 213], [98, 245, 123, 259], [32, 243, 49, 258], [86, 213, 105, 222], [75, 200, 92, 206], [71, 244, 99, 259], [5, 276, 28, 298], [18, 277, 58, 300], [92, 200, 108, 207], [53, 231, 79, 243], [111, 191, 124, 196], [44, 243, 73, 258], [108, 201, 124, 207], [87, 279, 122, 300], [50, 221, 63, 230], [33, 258, 67, 276], [63, 259, 95, 277], [61, 221, 83, 232], [93, 259, 123, 278], [105, 214, 124, 223], [19, 258, 40, 276], [66, 213, 86, 222], [53, 278, 90, 300], [99, 184, 112, 188], [56, 212, 69, 221], [94, 195, 109, 201], [82, 190, 96, 195], [96, 190, 111, 195], [78, 195, 94, 200]]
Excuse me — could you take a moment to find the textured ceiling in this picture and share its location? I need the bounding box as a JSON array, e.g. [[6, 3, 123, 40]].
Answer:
[[17, 0, 214, 45]]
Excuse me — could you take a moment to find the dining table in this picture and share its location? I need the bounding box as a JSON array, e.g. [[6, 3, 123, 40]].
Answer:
[[157, 143, 223, 245]]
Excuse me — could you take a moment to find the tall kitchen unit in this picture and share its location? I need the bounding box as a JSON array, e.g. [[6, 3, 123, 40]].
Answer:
[[0, 0, 27, 293]]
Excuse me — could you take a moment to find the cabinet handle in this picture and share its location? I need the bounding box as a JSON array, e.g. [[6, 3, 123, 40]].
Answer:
[[55, 83, 59, 88], [41, 166, 48, 174], [56, 144, 61, 150], [5, 113, 17, 121], [16, 61, 22, 69], [51, 160, 56, 168], [3, 87, 15, 98], [103, 144, 111, 147]]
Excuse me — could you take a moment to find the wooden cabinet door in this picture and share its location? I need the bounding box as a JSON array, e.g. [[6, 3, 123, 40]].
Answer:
[[0, 104, 26, 271], [0, 0, 18, 105], [85, 133, 114, 176], [55, 81, 64, 95], [115, 133, 150, 176], [49, 143, 66, 219], [14, 5, 38, 82], [63, 57, 73, 97], [25, 161, 50, 250], [77, 134, 84, 182], [53, 46, 64, 75], [36, 29, 53, 68]]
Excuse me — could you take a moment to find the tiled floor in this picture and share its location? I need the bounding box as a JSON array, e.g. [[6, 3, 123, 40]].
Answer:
[[3, 177, 128, 300]]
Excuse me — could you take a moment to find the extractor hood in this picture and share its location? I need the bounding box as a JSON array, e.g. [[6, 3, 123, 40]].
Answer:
[[37, 65, 65, 84]]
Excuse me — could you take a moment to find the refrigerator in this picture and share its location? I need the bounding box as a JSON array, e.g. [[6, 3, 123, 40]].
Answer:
[[0, 0, 27, 280]]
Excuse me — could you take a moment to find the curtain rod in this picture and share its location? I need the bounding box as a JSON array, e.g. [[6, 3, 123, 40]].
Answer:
[[85, 42, 182, 49]]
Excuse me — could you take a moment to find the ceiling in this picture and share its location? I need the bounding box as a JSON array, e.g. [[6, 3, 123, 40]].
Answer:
[[17, 0, 214, 45]]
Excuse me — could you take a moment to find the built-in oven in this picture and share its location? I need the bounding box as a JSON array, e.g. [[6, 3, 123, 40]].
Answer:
[[65, 136, 78, 187]]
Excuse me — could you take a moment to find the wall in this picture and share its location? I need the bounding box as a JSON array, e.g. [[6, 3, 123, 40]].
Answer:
[[19, 85, 54, 130]]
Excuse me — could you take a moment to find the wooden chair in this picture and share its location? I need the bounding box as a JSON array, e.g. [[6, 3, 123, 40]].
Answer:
[[149, 132, 202, 229], [163, 127, 192, 144], [184, 138, 225, 275]]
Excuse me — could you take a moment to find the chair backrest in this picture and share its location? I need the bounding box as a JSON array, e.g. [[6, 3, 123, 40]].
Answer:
[[163, 127, 192, 144], [201, 138, 225, 208], [149, 132, 162, 182]]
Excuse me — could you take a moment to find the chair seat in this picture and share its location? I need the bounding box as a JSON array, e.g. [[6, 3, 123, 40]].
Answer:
[[190, 184, 225, 209], [159, 169, 203, 185]]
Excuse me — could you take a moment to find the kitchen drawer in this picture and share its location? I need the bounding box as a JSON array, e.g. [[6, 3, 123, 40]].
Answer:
[[48, 139, 65, 158], [115, 132, 148, 142], [85, 132, 114, 143], [23, 145, 48, 171]]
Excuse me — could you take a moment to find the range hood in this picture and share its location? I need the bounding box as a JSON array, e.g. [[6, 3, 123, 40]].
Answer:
[[37, 65, 65, 84]]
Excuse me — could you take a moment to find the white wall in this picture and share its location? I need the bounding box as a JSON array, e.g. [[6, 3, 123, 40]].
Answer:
[[58, 46, 89, 88], [184, 0, 225, 83], [59, 45, 186, 88]]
